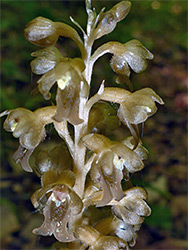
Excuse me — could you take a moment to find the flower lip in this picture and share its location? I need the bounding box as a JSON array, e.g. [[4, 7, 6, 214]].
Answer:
[[31, 178, 83, 242]]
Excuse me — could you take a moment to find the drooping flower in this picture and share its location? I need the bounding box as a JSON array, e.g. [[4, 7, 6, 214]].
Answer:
[[82, 133, 144, 206], [31, 170, 83, 242], [109, 187, 151, 225], [24, 16, 84, 55], [31, 49, 88, 125], [110, 39, 154, 82], [90, 39, 153, 89], [101, 87, 164, 143], [0, 107, 56, 172]]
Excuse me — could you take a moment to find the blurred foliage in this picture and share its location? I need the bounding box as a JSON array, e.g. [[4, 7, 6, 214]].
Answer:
[[145, 204, 172, 230], [1, 0, 187, 249]]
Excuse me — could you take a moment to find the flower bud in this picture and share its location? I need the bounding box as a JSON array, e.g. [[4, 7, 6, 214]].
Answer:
[[24, 17, 58, 47], [94, 1, 131, 39], [112, 1, 132, 22]]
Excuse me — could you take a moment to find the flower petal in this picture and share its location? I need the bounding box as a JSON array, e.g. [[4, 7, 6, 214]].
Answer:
[[54, 87, 84, 125], [37, 68, 56, 100], [110, 143, 144, 173], [123, 198, 151, 217], [33, 194, 75, 242], [31, 47, 63, 75], [122, 136, 148, 160], [123, 39, 154, 73], [13, 145, 34, 172], [69, 189, 83, 215], [82, 133, 112, 153], [112, 205, 144, 225]]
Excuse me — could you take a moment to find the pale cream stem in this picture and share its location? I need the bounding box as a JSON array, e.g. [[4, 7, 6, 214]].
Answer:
[[82, 36, 93, 84], [73, 24, 96, 198], [73, 121, 88, 198], [73, 147, 96, 198], [84, 81, 104, 118]]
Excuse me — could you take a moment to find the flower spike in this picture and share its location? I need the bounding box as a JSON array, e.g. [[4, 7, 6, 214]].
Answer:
[[1, 1, 164, 248]]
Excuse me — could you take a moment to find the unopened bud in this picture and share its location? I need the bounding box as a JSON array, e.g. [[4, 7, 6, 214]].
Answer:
[[24, 17, 58, 47], [94, 1, 131, 39]]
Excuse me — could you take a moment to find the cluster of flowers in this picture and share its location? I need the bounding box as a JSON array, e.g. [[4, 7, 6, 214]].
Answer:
[[1, 1, 164, 249]]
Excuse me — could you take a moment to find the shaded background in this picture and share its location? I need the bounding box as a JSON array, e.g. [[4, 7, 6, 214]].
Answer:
[[1, 0, 187, 249]]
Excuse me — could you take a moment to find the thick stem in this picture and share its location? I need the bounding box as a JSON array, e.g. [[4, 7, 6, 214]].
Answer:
[[82, 36, 93, 85], [72, 31, 95, 198]]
